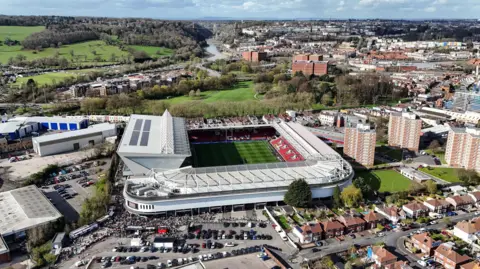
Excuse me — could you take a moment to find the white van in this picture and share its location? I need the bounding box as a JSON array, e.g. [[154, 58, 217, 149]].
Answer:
[[167, 260, 172, 267]]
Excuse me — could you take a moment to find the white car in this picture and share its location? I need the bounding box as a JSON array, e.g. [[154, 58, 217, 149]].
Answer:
[[417, 260, 427, 267], [474, 211, 480, 216], [429, 221, 437, 225], [167, 260, 172, 267], [225, 242, 235, 247], [377, 232, 385, 237]]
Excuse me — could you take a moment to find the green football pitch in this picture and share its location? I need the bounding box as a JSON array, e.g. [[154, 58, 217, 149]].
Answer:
[[191, 141, 280, 167]]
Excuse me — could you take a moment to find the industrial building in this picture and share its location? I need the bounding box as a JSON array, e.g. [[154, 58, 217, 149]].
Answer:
[[10, 116, 88, 131], [388, 112, 422, 152], [0, 185, 63, 261], [32, 123, 117, 156], [121, 111, 353, 216], [0, 121, 40, 140]]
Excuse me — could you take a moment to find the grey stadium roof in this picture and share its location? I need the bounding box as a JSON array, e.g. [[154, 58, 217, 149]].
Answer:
[[0, 185, 62, 236], [118, 111, 191, 156]]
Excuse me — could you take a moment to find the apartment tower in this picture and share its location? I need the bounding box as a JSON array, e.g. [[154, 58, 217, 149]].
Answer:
[[344, 121, 376, 167], [388, 112, 422, 152], [445, 127, 480, 171]]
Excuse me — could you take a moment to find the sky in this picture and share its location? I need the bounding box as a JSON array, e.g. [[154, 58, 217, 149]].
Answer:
[[1, 0, 480, 20]]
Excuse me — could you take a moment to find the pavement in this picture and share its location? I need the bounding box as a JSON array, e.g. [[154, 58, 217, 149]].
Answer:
[[300, 210, 479, 263]]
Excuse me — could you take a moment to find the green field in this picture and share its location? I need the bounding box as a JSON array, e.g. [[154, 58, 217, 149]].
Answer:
[[424, 149, 446, 164], [0, 26, 45, 41], [129, 45, 173, 58], [12, 69, 100, 86], [191, 140, 279, 167], [419, 167, 462, 183], [167, 81, 256, 104], [0, 39, 130, 64], [356, 170, 412, 193]]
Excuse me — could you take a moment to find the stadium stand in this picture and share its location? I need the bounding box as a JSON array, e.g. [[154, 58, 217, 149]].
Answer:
[[270, 137, 304, 162]]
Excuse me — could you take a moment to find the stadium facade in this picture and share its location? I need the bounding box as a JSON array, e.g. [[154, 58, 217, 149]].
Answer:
[[119, 111, 354, 215]]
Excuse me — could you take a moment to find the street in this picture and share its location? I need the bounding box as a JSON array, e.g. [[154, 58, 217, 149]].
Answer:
[[300, 210, 478, 263]]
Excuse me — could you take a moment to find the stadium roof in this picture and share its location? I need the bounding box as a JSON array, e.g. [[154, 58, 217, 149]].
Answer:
[[0, 185, 62, 237], [118, 111, 191, 156], [33, 123, 116, 144], [10, 116, 86, 124], [0, 121, 23, 134]]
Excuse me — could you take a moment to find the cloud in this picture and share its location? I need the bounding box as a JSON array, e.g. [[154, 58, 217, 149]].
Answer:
[[0, 0, 477, 19]]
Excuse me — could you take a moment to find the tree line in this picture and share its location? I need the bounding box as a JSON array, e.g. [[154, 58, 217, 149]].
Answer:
[[22, 30, 99, 49]]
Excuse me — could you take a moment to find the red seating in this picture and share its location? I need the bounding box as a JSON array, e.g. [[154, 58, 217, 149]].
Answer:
[[270, 137, 304, 162], [189, 128, 277, 143]]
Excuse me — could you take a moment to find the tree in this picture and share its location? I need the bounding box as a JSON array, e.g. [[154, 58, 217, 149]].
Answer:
[[321, 92, 333, 106], [284, 179, 312, 208], [333, 185, 342, 208], [189, 90, 196, 97], [424, 180, 437, 195], [408, 181, 425, 195], [69, 49, 74, 57], [428, 140, 441, 153], [91, 50, 97, 56], [195, 89, 201, 97], [345, 261, 353, 269], [341, 185, 363, 207], [457, 169, 480, 185], [376, 223, 385, 231], [110, 53, 117, 62], [353, 177, 373, 198]]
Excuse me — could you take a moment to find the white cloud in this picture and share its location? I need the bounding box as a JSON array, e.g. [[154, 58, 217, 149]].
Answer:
[[424, 6, 436, 12]]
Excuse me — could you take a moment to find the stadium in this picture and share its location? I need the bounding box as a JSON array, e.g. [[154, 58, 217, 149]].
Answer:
[[118, 111, 354, 215]]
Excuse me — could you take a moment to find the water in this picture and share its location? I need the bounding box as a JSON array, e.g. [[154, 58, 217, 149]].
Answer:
[[205, 39, 228, 61]]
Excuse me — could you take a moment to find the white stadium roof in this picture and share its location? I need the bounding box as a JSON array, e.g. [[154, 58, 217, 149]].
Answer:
[[118, 111, 191, 156], [0, 185, 62, 237], [124, 116, 352, 201]]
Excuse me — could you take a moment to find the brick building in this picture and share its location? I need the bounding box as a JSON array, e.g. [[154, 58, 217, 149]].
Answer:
[[344, 121, 376, 167], [292, 54, 323, 61], [445, 127, 480, 172], [242, 51, 267, 62], [411, 232, 441, 255], [291, 60, 328, 76], [434, 243, 471, 269], [388, 112, 422, 152]]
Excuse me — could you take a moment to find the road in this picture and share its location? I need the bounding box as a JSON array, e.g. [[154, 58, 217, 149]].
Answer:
[[300, 211, 478, 262], [194, 63, 221, 78]]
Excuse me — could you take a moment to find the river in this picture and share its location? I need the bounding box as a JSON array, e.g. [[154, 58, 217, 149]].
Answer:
[[205, 39, 228, 61]]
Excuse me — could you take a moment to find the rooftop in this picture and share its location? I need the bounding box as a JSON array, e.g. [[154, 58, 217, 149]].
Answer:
[[435, 243, 471, 264], [118, 111, 191, 156], [33, 123, 116, 144], [0, 185, 62, 236], [10, 116, 86, 124]]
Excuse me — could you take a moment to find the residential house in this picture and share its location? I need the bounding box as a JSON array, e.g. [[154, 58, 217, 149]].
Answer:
[[411, 232, 441, 255], [434, 243, 471, 269], [372, 246, 398, 268], [321, 220, 345, 239], [293, 225, 312, 244], [423, 199, 450, 214], [292, 223, 323, 244], [385, 261, 413, 269], [460, 261, 480, 269], [446, 195, 474, 210], [402, 202, 429, 218], [337, 215, 367, 233], [363, 211, 386, 230], [375, 205, 403, 224], [453, 219, 480, 245], [468, 192, 480, 207]]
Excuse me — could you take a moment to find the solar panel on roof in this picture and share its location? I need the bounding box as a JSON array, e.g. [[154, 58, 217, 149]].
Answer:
[[129, 131, 140, 145], [134, 119, 143, 131], [140, 132, 150, 146], [143, 120, 151, 132]]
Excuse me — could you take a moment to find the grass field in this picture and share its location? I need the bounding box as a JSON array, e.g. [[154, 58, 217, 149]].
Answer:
[[0, 38, 129, 64], [191, 140, 279, 167], [0, 26, 45, 41], [356, 170, 412, 193], [424, 149, 446, 164], [419, 167, 462, 183], [167, 81, 256, 104], [129, 45, 173, 58], [12, 69, 100, 86]]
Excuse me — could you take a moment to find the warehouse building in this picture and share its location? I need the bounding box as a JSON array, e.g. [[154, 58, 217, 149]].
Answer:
[[0, 121, 40, 140], [10, 116, 88, 131], [0, 185, 63, 261], [32, 123, 117, 156]]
